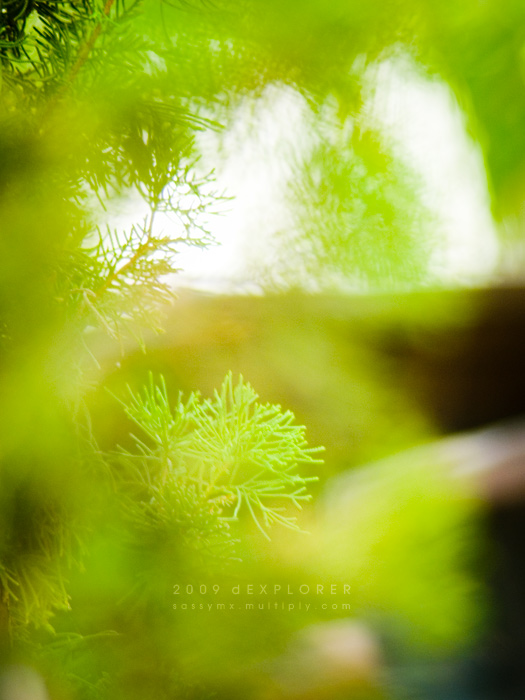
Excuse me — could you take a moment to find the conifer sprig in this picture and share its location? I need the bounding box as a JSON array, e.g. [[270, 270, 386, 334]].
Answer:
[[115, 373, 322, 540], [55, 168, 220, 343]]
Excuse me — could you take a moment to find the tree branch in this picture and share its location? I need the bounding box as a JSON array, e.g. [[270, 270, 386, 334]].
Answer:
[[66, 0, 116, 86]]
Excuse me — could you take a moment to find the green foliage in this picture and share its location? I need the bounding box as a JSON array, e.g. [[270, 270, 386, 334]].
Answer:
[[321, 456, 482, 652], [115, 372, 321, 540], [279, 125, 433, 289], [56, 170, 218, 345], [0, 0, 516, 695], [0, 0, 324, 666]]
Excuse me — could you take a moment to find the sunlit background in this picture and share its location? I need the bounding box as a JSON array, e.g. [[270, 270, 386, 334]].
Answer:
[[172, 54, 498, 292]]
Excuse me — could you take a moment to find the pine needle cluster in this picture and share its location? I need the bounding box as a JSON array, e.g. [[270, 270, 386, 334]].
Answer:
[[114, 372, 321, 544]]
